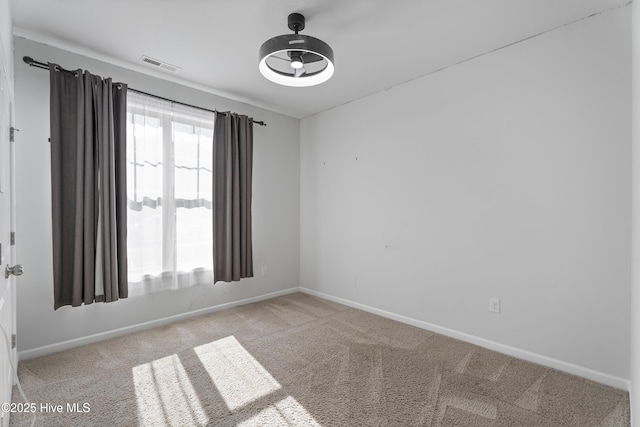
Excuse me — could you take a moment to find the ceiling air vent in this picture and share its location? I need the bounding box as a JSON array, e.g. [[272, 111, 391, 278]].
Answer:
[[139, 55, 181, 72]]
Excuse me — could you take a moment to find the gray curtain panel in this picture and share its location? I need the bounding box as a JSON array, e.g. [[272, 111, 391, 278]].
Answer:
[[49, 64, 128, 309], [213, 112, 254, 283]]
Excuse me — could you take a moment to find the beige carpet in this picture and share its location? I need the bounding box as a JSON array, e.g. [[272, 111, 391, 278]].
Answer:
[[9, 292, 630, 426]]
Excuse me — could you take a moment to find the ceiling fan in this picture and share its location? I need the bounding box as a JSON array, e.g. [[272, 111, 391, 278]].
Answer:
[[259, 13, 335, 87]]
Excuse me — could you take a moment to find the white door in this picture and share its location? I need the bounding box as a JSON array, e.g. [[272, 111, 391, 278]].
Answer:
[[0, 51, 16, 427]]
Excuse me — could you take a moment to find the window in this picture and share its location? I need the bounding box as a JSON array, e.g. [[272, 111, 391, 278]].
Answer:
[[126, 91, 215, 296]]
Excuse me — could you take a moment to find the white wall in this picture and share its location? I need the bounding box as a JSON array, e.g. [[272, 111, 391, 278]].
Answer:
[[630, 0, 639, 422], [0, 0, 12, 90], [13, 37, 300, 355], [301, 6, 631, 384]]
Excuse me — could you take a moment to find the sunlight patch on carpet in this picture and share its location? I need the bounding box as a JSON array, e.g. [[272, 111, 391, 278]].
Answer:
[[133, 354, 209, 426], [194, 336, 282, 411], [238, 396, 322, 427]]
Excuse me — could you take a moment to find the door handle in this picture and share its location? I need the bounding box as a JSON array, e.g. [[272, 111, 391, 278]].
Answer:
[[5, 264, 24, 279]]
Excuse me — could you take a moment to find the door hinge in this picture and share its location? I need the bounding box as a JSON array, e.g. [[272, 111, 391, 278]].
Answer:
[[9, 127, 17, 142], [11, 334, 16, 349], [10, 231, 15, 246]]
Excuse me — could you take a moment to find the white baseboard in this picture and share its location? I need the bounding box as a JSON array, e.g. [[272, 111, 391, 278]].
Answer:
[[18, 286, 631, 391], [18, 287, 301, 361], [300, 287, 631, 391]]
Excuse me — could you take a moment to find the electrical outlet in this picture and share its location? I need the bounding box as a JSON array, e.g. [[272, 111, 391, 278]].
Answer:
[[489, 298, 501, 314], [261, 266, 268, 277]]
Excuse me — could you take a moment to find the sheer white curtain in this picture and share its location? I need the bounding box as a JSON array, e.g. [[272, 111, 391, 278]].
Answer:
[[126, 91, 214, 296]]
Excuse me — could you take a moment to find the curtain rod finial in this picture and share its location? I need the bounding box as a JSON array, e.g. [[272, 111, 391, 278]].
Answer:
[[23, 56, 34, 65]]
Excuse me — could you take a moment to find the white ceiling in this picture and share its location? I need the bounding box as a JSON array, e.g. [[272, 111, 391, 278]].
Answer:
[[10, 0, 629, 119]]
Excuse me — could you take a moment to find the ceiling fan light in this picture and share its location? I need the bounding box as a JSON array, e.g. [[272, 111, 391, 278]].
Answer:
[[290, 57, 304, 69], [259, 52, 334, 87]]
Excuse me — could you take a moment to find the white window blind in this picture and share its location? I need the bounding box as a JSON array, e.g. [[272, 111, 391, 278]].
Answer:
[[126, 91, 215, 296]]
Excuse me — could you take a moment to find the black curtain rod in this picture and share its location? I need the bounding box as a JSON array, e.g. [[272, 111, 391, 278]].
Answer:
[[22, 56, 267, 127]]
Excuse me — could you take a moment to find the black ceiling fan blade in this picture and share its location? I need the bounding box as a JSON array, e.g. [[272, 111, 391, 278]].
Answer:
[[271, 52, 290, 62], [301, 52, 324, 63]]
